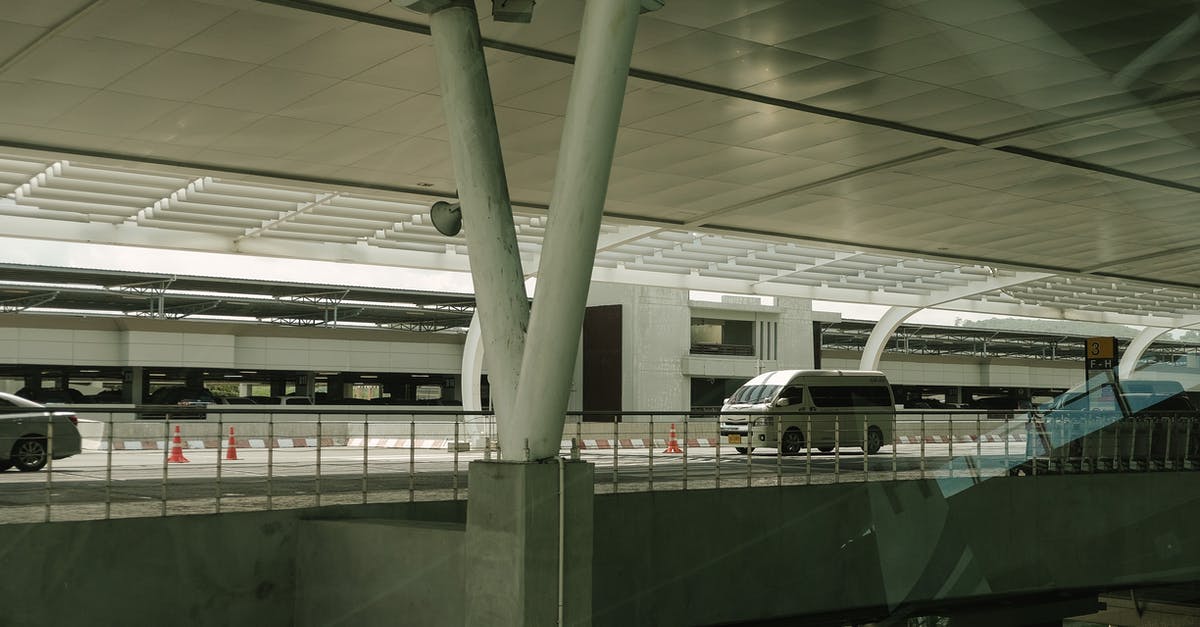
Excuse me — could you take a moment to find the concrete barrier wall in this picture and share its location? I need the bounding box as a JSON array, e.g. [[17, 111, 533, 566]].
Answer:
[[0, 500, 466, 627], [1, 473, 1199, 626], [592, 473, 1200, 627]]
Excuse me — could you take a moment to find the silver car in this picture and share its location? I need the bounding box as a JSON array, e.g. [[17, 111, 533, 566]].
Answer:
[[0, 391, 82, 472]]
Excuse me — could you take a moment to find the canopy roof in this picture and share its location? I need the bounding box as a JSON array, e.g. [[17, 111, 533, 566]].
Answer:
[[1, 0, 1198, 329]]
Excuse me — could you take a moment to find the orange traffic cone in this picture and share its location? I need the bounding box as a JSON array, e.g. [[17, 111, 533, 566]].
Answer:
[[167, 425, 190, 463], [663, 423, 683, 454], [225, 426, 239, 461]]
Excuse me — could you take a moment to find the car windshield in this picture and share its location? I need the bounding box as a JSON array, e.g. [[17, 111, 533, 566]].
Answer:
[[728, 384, 781, 405]]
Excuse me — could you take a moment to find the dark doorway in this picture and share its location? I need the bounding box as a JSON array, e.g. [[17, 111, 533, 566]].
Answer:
[[583, 304, 622, 422]]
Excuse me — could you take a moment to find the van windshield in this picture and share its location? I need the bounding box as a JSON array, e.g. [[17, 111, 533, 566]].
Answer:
[[729, 385, 781, 405]]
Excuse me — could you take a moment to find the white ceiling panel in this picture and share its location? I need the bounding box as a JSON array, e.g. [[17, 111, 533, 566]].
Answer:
[[0, 0, 1197, 330]]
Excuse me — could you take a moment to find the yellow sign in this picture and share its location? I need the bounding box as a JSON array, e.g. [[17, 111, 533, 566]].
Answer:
[[1086, 337, 1116, 360]]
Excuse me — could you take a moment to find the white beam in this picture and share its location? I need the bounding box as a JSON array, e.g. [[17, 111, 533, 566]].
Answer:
[[1119, 315, 1200, 379], [859, 306, 918, 371], [237, 192, 340, 240]]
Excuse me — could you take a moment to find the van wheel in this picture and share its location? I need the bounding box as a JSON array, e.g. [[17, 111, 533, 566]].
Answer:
[[781, 428, 804, 455], [734, 447, 751, 455], [865, 426, 884, 455], [12, 438, 48, 472], [817, 445, 834, 453]]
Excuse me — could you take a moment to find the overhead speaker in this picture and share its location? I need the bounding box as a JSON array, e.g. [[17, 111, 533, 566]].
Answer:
[[430, 201, 462, 237]]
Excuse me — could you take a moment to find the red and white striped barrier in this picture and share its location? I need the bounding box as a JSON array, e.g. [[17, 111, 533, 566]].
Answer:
[[564, 438, 722, 450], [894, 434, 1025, 444], [95, 437, 340, 451], [345, 437, 455, 450]]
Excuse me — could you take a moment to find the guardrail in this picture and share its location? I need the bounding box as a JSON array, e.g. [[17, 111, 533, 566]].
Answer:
[[2, 406, 1197, 525]]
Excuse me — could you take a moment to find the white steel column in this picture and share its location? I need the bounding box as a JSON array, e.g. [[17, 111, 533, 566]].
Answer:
[[508, 0, 647, 461], [423, 0, 528, 424], [860, 306, 918, 371]]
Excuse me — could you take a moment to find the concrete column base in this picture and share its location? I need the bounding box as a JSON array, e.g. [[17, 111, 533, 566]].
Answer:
[[465, 460, 594, 627]]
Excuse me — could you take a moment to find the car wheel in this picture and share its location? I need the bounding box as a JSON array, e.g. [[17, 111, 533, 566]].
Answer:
[[734, 447, 752, 455], [817, 445, 834, 453], [781, 428, 804, 455], [12, 438, 48, 472], [865, 426, 884, 455]]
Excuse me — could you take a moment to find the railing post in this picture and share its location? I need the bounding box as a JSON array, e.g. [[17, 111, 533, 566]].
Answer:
[[948, 414, 955, 479], [267, 415, 275, 510], [409, 419, 416, 503], [361, 413, 369, 504], [648, 416, 655, 492], [1003, 415, 1010, 475], [833, 414, 840, 484], [975, 413, 982, 473], [1185, 418, 1195, 470], [745, 419, 753, 488], [105, 415, 114, 520], [1129, 420, 1138, 471], [315, 415, 323, 508], [776, 417, 783, 487], [919, 414, 926, 480], [453, 415, 460, 500], [805, 415, 812, 486], [612, 415, 619, 493], [44, 418, 54, 523], [681, 414, 689, 491], [714, 414, 722, 489], [216, 415, 224, 514], [1164, 416, 1173, 470], [891, 414, 897, 482], [161, 420, 169, 517], [862, 415, 868, 484]]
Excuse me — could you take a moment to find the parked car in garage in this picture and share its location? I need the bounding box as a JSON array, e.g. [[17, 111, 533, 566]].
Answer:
[[142, 386, 215, 419], [0, 391, 82, 472]]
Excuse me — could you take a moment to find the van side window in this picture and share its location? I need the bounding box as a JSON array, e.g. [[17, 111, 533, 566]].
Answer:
[[810, 386, 892, 408], [779, 386, 804, 404]]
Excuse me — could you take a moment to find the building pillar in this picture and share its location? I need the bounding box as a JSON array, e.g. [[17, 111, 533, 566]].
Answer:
[[123, 366, 145, 403], [464, 460, 594, 627], [295, 372, 316, 398]]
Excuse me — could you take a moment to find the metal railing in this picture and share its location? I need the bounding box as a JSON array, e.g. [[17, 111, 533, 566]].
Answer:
[[1, 406, 1197, 525]]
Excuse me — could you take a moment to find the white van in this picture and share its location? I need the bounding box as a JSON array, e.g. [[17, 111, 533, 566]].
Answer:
[[719, 370, 895, 455]]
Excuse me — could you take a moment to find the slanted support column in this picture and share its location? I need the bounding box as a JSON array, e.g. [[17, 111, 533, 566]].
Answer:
[[510, 0, 647, 461], [860, 306, 918, 371], [412, 0, 529, 426]]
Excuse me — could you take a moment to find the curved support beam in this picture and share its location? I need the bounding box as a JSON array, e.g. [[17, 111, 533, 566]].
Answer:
[[460, 312, 491, 441], [461, 311, 485, 412], [859, 306, 918, 371], [1119, 327, 1171, 380]]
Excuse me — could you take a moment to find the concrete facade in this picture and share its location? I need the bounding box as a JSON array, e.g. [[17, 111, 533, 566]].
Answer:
[[0, 316, 463, 375], [0, 292, 1110, 409]]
